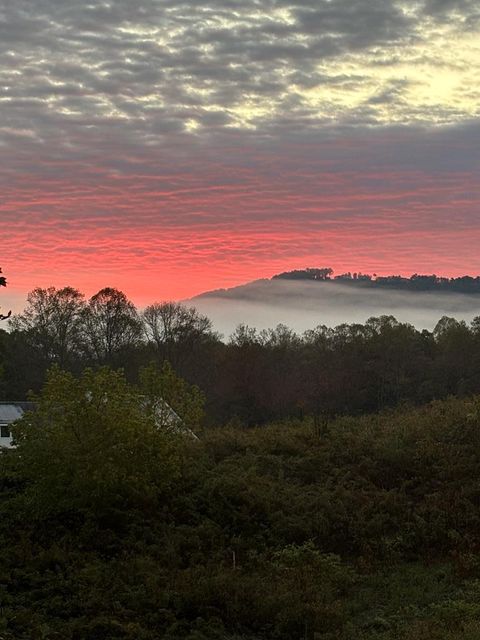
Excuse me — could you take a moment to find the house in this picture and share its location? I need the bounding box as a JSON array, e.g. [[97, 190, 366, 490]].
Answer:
[[0, 399, 197, 449], [0, 402, 35, 449]]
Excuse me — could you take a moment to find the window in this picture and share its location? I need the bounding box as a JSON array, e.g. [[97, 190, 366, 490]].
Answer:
[[0, 424, 10, 438]]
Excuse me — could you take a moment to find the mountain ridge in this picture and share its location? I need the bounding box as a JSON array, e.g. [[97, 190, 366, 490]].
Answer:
[[191, 268, 480, 301]]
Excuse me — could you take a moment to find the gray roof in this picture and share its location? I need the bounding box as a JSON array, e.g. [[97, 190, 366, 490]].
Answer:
[[0, 402, 35, 424], [150, 398, 199, 440]]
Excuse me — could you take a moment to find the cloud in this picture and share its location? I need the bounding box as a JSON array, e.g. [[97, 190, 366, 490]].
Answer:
[[3, 122, 480, 307], [1, 0, 480, 310], [2, 0, 479, 149]]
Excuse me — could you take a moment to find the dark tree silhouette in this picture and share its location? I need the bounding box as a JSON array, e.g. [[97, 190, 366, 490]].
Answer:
[[0, 267, 11, 320], [82, 287, 142, 365], [9, 286, 86, 367]]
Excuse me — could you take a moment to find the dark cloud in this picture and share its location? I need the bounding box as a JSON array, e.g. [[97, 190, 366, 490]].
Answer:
[[423, 0, 474, 13], [1, 0, 465, 152]]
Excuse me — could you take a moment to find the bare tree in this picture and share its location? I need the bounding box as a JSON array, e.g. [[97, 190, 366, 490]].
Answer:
[[142, 301, 214, 366], [82, 288, 142, 364], [9, 286, 85, 366]]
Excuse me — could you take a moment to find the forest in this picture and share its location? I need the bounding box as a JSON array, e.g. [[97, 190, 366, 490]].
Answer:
[[273, 268, 480, 293], [2, 279, 480, 638], [2, 283, 480, 425]]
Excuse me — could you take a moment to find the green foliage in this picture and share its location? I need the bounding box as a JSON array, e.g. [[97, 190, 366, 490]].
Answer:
[[139, 360, 205, 432], [5, 366, 181, 521], [5, 382, 480, 638]]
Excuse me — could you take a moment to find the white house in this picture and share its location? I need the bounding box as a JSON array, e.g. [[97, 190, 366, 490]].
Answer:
[[0, 402, 35, 449]]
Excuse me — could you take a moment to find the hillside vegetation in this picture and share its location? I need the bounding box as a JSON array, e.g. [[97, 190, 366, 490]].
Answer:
[[2, 368, 480, 639]]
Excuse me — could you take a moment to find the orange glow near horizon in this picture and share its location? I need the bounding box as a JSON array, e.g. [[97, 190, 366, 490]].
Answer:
[[3, 132, 480, 314], [4, 211, 480, 312]]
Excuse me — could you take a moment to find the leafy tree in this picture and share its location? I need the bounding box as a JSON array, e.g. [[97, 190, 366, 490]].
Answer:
[[143, 302, 212, 350], [273, 267, 333, 281], [4, 385, 480, 638], [433, 316, 475, 394], [139, 360, 205, 433], [7, 366, 182, 522], [302, 324, 339, 427], [270, 543, 354, 638], [229, 323, 261, 347], [226, 325, 269, 423]]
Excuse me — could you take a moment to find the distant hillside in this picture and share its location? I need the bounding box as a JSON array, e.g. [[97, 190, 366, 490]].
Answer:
[[273, 268, 480, 294], [188, 269, 480, 336]]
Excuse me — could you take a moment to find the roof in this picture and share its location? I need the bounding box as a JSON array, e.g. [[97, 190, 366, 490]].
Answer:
[[150, 398, 199, 440], [0, 402, 35, 424], [0, 399, 199, 439]]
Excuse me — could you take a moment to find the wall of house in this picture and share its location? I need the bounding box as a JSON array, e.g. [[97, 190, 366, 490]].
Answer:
[[0, 425, 13, 448], [0, 404, 28, 449]]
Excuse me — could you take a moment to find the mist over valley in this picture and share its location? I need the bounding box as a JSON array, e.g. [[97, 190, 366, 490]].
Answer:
[[188, 272, 480, 337]]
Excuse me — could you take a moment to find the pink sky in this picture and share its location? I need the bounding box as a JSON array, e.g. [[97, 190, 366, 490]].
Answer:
[[3, 129, 480, 310]]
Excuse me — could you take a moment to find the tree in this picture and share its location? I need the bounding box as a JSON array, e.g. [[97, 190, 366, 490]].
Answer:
[[270, 543, 354, 639], [273, 267, 333, 281], [82, 288, 142, 365], [139, 360, 205, 433], [9, 286, 86, 368], [7, 366, 182, 521], [142, 301, 215, 367], [433, 316, 475, 394], [302, 324, 338, 428], [229, 323, 261, 348], [0, 267, 11, 320]]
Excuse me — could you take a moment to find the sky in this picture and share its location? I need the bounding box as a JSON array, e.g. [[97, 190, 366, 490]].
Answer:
[[2, 0, 480, 311]]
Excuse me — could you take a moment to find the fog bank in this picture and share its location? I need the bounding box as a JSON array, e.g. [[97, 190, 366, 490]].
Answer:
[[187, 279, 480, 338]]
